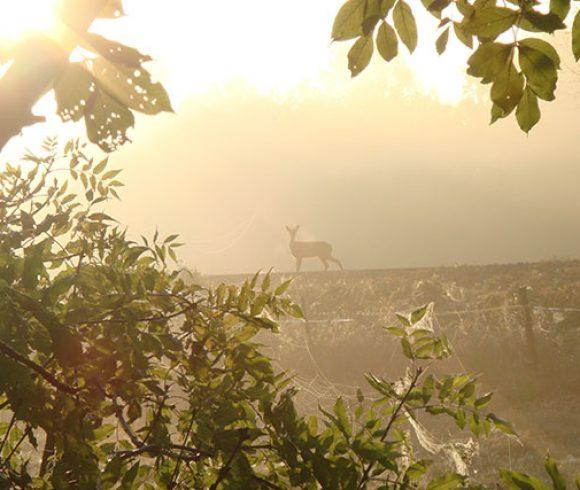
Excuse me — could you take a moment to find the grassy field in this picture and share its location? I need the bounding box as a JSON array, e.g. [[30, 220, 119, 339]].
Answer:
[[203, 260, 580, 481]]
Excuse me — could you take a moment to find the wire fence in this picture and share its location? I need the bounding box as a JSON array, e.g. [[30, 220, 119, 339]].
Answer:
[[277, 303, 580, 325], [270, 296, 580, 408]]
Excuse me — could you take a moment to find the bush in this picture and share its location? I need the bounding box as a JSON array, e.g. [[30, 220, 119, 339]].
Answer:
[[0, 141, 574, 488]]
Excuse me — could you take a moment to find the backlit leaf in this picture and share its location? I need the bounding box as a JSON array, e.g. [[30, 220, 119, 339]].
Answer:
[[54, 63, 95, 122], [573, 11, 580, 61], [393, 1, 418, 53], [491, 62, 524, 114], [348, 35, 374, 77], [436, 27, 449, 54], [518, 43, 557, 101], [376, 21, 398, 61], [516, 86, 540, 133], [332, 0, 366, 41], [463, 7, 518, 39]]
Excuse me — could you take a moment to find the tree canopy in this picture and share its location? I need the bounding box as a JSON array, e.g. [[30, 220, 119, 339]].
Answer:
[[333, 0, 573, 132]]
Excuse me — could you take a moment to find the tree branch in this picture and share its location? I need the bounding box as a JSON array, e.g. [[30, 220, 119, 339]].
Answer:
[[0, 339, 79, 395], [357, 367, 424, 489], [0, 0, 107, 150]]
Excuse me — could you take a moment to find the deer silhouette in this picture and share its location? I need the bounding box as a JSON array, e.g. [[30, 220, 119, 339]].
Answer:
[[286, 225, 343, 272]]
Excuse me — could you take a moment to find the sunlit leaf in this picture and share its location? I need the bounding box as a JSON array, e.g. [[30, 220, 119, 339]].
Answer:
[[348, 35, 374, 77], [376, 21, 398, 61], [54, 63, 95, 122], [516, 86, 540, 133], [436, 27, 449, 55], [332, 0, 366, 41], [393, 0, 418, 53]]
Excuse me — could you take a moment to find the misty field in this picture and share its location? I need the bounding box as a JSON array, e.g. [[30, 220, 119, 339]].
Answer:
[[205, 260, 580, 481]]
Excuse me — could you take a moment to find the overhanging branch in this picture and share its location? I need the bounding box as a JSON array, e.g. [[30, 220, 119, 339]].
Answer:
[[0, 0, 108, 151]]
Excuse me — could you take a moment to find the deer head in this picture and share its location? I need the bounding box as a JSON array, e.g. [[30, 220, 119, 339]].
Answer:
[[285, 225, 299, 241]]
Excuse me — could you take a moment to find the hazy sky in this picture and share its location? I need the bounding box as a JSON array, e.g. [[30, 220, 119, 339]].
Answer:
[[3, 0, 580, 274]]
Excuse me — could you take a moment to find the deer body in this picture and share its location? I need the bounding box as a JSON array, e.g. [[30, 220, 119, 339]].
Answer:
[[286, 226, 343, 272]]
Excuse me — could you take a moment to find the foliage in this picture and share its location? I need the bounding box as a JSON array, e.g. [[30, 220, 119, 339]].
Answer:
[[0, 0, 172, 152], [331, 0, 575, 133], [0, 155, 575, 489]]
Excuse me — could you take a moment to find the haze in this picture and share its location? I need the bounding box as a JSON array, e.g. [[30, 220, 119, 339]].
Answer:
[[4, 0, 580, 274]]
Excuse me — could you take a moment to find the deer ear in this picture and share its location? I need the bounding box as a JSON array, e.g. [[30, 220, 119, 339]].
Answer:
[[285, 226, 291, 232], [295, 225, 300, 231]]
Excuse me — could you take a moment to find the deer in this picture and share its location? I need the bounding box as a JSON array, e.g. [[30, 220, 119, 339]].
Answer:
[[286, 225, 343, 272]]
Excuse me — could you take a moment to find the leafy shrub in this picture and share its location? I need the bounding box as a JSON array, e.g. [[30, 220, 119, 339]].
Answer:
[[0, 142, 575, 488]]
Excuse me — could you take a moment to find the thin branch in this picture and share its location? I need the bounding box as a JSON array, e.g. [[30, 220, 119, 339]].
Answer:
[[357, 367, 424, 489], [0, 339, 79, 395], [0, 426, 32, 470], [210, 432, 246, 490], [168, 414, 196, 490]]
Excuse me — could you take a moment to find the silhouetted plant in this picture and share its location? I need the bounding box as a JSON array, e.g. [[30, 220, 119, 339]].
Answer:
[[0, 142, 575, 488]]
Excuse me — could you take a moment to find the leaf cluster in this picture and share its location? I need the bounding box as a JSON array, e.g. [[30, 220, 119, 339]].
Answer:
[[331, 0, 577, 132]]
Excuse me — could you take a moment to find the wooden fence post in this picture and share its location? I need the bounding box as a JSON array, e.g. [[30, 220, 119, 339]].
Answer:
[[517, 286, 539, 370]]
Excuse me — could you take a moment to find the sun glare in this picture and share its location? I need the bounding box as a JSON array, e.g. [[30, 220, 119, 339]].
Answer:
[[109, 0, 470, 107], [0, 0, 58, 44]]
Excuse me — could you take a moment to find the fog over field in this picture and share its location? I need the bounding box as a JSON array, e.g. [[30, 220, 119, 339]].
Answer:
[[107, 85, 580, 274], [5, 0, 580, 274]]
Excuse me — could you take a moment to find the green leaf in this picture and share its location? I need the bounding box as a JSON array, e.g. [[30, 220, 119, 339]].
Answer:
[[121, 462, 140, 487], [474, 391, 493, 408], [23, 244, 45, 290], [401, 337, 414, 358], [385, 325, 406, 337], [487, 413, 517, 436], [549, 0, 570, 21], [463, 7, 518, 39], [287, 303, 304, 319], [427, 472, 466, 489], [516, 86, 540, 133], [453, 23, 473, 48], [436, 27, 449, 55], [332, 0, 366, 41], [396, 312, 411, 327], [348, 35, 374, 77], [376, 21, 398, 61], [93, 157, 108, 174], [411, 304, 429, 324], [519, 38, 560, 69], [54, 63, 95, 122], [455, 0, 474, 17], [467, 42, 512, 81], [573, 11, 580, 61], [544, 456, 566, 490], [521, 11, 565, 34], [518, 43, 557, 101], [275, 279, 292, 295], [499, 469, 551, 490], [491, 62, 524, 114], [490, 102, 508, 124], [92, 58, 173, 115], [405, 460, 433, 481], [393, 1, 418, 53], [82, 33, 151, 67], [85, 87, 135, 152], [333, 397, 352, 437]]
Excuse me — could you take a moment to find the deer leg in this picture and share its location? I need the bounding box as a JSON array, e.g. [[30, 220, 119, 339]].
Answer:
[[295, 257, 302, 273], [330, 257, 343, 270], [320, 257, 329, 271]]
